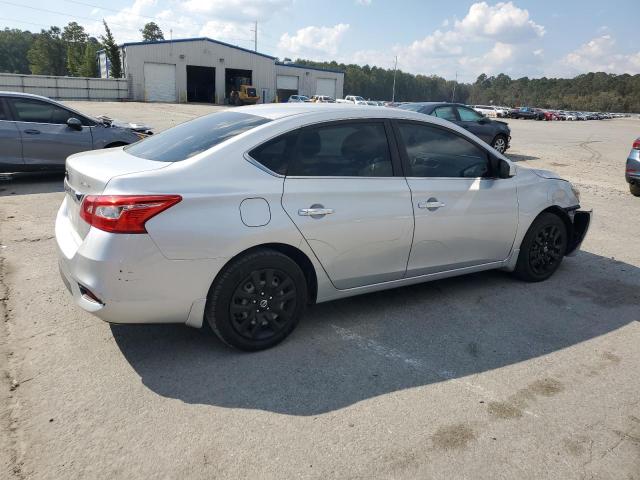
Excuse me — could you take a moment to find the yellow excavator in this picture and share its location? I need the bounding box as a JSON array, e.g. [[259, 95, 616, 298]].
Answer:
[[230, 85, 260, 106]]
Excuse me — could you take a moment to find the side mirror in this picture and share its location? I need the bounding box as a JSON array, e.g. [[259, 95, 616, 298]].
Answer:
[[67, 117, 82, 131], [499, 159, 515, 178], [478, 117, 489, 124], [490, 155, 515, 178]]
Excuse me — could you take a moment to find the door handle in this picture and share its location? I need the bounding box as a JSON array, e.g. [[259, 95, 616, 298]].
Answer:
[[24, 129, 40, 134], [417, 198, 445, 211], [298, 205, 334, 218]]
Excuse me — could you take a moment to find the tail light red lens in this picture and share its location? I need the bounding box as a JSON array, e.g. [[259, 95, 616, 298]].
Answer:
[[633, 139, 640, 150], [80, 195, 182, 233]]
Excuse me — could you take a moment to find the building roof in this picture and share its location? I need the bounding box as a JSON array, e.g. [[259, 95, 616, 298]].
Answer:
[[119, 37, 276, 60], [276, 62, 344, 74]]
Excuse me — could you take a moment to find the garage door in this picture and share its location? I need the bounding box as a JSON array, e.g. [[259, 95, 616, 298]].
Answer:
[[144, 63, 176, 102], [276, 75, 299, 90], [316, 78, 336, 98]]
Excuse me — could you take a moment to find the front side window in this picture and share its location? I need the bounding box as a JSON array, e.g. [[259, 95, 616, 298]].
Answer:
[[10, 98, 75, 125], [432, 106, 457, 122], [457, 106, 483, 122], [288, 122, 393, 177], [125, 111, 271, 162], [397, 122, 489, 178]]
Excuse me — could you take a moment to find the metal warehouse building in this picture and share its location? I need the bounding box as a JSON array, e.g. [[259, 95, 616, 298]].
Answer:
[[98, 37, 344, 104]]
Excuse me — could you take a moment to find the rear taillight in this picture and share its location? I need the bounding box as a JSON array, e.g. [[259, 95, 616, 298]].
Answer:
[[80, 195, 182, 234], [633, 139, 640, 150]]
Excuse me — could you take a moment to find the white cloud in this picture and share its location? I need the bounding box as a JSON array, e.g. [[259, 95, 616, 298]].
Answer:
[[554, 35, 640, 76], [278, 24, 350, 57], [356, 0, 372, 5], [180, 0, 292, 21], [454, 1, 544, 42]]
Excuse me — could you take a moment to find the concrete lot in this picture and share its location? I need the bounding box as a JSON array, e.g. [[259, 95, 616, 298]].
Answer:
[[1, 102, 639, 479]]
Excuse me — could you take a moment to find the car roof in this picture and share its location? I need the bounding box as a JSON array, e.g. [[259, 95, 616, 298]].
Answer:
[[234, 102, 426, 120], [0, 91, 57, 101]]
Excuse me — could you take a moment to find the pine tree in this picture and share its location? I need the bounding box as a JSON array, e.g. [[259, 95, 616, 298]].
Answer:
[[78, 40, 99, 77], [27, 27, 66, 75], [62, 22, 88, 76], [100, 20, 121, 78]]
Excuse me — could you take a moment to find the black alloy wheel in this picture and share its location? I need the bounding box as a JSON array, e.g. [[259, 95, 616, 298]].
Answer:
[[514, 212, 568, 282], [205, 249, 307, 351], [229, 268, 297, 341], [528, 224, 564, 276]]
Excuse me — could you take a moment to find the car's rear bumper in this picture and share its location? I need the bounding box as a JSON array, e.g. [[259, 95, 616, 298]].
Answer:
[[566, 209, 592, 256], [625, 149, 640, 184], [55, 199, 225, 326]]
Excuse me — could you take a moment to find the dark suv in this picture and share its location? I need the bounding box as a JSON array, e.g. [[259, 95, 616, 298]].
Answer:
[[398, 102, 511, 153]]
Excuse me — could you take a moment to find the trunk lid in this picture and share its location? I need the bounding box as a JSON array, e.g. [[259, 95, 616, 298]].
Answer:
[[64, 148, 170, 239]]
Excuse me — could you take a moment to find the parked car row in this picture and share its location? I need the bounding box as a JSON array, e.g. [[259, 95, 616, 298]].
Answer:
[[288, 95, 337, 103], [494, 106, 622, 121]]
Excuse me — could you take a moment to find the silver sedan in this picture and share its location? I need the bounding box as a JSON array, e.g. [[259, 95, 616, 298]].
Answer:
[[56, 104, 591, 351]]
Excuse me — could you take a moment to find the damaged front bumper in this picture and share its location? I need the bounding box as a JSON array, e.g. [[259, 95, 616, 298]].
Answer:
[[566, 209, 592, 256]]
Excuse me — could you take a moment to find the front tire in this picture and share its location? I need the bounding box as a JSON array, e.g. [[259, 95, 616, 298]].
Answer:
[[630, 183, 640, 197], [205, 249, 307, 351], [491, 135, 508, 153], [514, 213, 568, 282]]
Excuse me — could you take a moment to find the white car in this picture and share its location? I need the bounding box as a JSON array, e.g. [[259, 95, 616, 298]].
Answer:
[[344, 95, 366, 103], [56, 104, 591, 351], [472, 105, 499, 118]]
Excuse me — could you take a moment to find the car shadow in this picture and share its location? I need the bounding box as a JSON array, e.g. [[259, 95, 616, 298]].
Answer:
[[0, 172, 64, 196], [506, 153, 540, 162], [111, 251, 639, 416]]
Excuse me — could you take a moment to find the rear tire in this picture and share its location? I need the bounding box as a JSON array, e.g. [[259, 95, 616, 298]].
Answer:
[[205, 249, 307, 351], [514, 213, 568, 282], [630, 183, 640, 197]]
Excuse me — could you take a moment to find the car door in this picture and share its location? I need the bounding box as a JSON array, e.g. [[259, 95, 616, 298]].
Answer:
[[455, 105, 495, 143], [394, 120, 518, 276], [280, 120, 414, 289], [8, 97, 93, 167], [0, 97, 23, 171]]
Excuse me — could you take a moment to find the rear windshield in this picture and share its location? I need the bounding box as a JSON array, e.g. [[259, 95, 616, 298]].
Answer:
[[125, 111, 270, 162]]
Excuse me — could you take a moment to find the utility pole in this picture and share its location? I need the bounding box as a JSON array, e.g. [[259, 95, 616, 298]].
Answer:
[[392, 55, 398, 102], [451, 71, 458, 102], [251, 21, 258, 52]]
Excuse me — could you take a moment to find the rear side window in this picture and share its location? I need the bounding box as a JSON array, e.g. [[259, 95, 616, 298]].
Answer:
[[249, 131, 299, 175], [288, 122, 393, 177], [125, 111, 270, 162], [397, 122, 489, 178]]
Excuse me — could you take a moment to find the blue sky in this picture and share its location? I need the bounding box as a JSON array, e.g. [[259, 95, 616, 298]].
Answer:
[[2, 0, 639, 80]]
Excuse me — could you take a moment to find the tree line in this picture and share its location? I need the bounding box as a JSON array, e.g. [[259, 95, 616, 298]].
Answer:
[[2, 21, 639, 112], [0, 21, 164, 79], [293, 59, 640, 112]]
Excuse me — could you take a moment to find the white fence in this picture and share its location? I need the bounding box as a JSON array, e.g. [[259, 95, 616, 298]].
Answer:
[[0, 73, 130, 101]]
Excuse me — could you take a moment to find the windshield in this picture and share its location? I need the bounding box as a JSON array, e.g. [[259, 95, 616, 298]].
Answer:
[[125, 111, 270, 162]]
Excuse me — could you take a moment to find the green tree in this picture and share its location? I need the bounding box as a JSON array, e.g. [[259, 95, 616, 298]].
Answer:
[[27, 27, 66, 75], [62, 22, 88, 76], [0, 28, 35, 73], [100, 20, 121, 78], [140, 22, 164, 42], [78, 39, 99, 77]]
